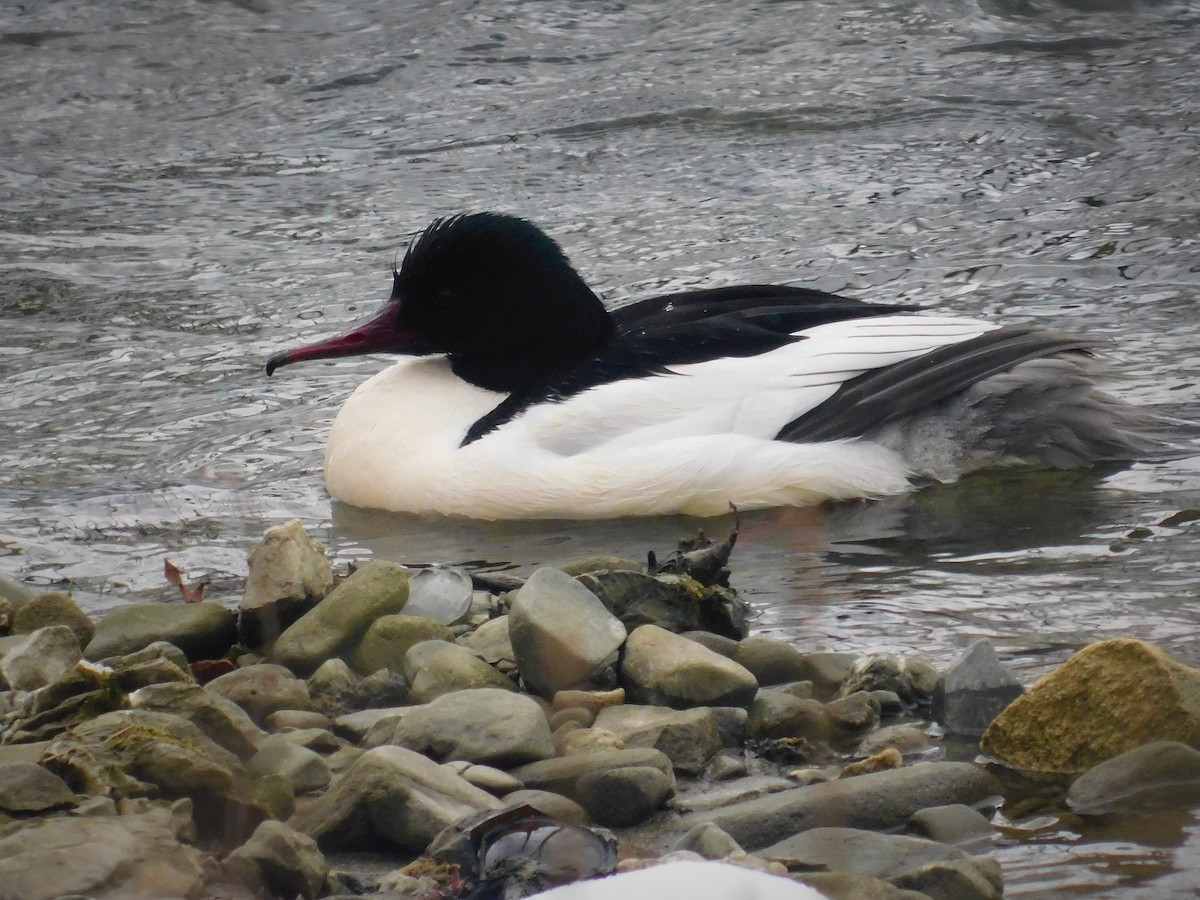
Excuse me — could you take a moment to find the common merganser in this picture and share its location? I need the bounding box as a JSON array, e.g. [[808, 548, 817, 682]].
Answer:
[[266, 212, 1183, 519]]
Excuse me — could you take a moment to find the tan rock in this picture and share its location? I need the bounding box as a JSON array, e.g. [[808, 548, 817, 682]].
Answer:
[[981, 639, 1200, 774]]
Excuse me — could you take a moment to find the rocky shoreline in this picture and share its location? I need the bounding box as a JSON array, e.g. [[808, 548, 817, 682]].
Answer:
[[2, 519, 1200, 899]]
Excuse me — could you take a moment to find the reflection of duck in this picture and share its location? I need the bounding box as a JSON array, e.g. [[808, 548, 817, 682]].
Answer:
[[267, 212, 1183, 519]]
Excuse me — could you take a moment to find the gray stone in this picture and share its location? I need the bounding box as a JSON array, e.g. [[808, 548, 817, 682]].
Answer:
[[265, 709, 333, 732], [247, 742, 331, 794], [839, 654, 923, 704], [40, 709, 258, 844], [576, 765, 674, 826], [272, 559, 410, 676], [447, 762, 524, 795], [288, 745, 501, 852], [682, 631, 740, 658], [460, 615, 516, 670], [761, 827, 967, 879], [593, 705, 721, 775], [403, 639, 459, 681], [799, 652, 858, 697], [856, 724, 938, 759], [206, 663, 314, 725], [84, 601, 236, 662], [747, 693, 831, 742], [511, 748, 676, 801], [407, 642, 517, 703], [349, 614, 455, 676], [129, 681, 266, 759], [826, 692, 881, 735], [1068, 740, 1200, 814], [674, 821, 744, 859], [306, 657, 360, 715], [0, 625, 81, 691], [0, 762, 77, 812], [680, 762, 1001, 851], [889, 856, 1004, 900], [710, 706, 749, 747], [509, 567, 627, 697], [500, 788, 590, 825], [908, 804, 996, 847], [932, 639, 1024, 738], [260, 727, 344, 755], [800, 872, 926, 899], [621, 625, 757, 710], [12, 592, 94, 648], [0, 808, 224, 900], [333, 707, 408, 743], [368, 687, 553, 766], [225, 819, 330, 900], [733, 636, 810, 687], [241, 519, 334, 648], [0, 574, 35, 610]]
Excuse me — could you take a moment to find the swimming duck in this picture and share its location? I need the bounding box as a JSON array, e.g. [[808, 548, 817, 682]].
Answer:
[[266, 212, 1179, 519]]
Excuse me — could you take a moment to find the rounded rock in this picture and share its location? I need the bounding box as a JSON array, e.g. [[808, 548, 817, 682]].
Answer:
[[621, 624, 757, 710]]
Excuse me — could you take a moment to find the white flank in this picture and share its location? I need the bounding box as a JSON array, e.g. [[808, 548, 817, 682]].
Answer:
[[325, 315, 999, 518]]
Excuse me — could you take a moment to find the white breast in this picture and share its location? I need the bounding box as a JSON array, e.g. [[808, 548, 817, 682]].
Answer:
[[324, 315, 998, 519]]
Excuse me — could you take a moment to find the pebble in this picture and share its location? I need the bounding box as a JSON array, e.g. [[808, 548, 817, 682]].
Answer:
[[621, 624, 758, 710], [271, 559, 409, 675], [932, 639, 1024, 738], [0, 625, 81, 691], [508, 567, 627, 697], [206, 663, 315, 724], [1067, 740, 1200, 814], [593, 705, 721, 774], [368, 687, 555, 766], [84, 601, 236, 662], [240, 519, 333, 648]]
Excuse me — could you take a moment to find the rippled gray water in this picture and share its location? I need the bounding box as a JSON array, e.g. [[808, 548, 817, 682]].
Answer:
[[3, 0, 1200, 893]]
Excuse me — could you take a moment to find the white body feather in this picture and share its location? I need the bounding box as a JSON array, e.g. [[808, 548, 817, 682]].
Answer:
[[325, 315, 1001, 518]]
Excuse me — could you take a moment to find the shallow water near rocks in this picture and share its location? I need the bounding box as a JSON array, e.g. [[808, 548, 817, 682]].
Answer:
[[2, 0, 1200, 894]]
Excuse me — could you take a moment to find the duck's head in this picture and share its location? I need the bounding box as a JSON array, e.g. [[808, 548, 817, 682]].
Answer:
[[266, 212, 612, 390]]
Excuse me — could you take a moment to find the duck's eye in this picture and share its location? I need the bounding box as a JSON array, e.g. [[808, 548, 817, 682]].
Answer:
[[434, 288, 456, 308]]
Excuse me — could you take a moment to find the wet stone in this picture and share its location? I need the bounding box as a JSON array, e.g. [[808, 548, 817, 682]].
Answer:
[[206, 663, 314, 725], [760, 826, 968, 879], [733, 636, 811, 687], [84, 601, 236, 662], [247, 741, 332, 794], [0, 762, 77, 813], [367, 687, 554, 767], [240, 519, 334, 649], [593, 704, 721, 775], [621, 624, 758, 710], [674, 821, 744, 859], [747, 693, 831, 742], [11, 592, 94, 648], [508, 567, 627, 698], [908, 804, 997, 848], [288, 745, 501, 853], [932, 639, 1024, 738], [576, 765, 674, 827], [511, 748, 676, 802], [225, 818, 330, 900], [348, 613, 455, 676], [501, 789, 591, 826], [826, 691, 882, 735], [129, 680, 266, 759], [1068, 740, 1200, 814], [407, 642, 516, 703], [0, 625, 81, 692], [889, 856, 1003, 900], [272, 559, 410, 676]]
